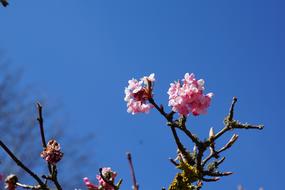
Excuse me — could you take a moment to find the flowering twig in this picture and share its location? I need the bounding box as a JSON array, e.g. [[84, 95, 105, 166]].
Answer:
[[124, 73, 264, 189], [127, 152, 139, 190], [36, 103, 62, 190], [99, 168, 117, 189], [150, 95, 263, 184]]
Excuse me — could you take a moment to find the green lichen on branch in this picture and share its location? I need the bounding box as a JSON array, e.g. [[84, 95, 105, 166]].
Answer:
[[158, 97, 264, 189], [168, 173, 201, 190]]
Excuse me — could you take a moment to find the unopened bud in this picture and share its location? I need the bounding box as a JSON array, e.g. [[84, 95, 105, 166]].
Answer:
[[223, 172, 233, 176], [209, 127, 215, 140], [5, 174, 18, 190], [41, 139, 63, 165], [227, 134, 238, 147], [213, 177, 220, 181], [193, 145, 197, 153]]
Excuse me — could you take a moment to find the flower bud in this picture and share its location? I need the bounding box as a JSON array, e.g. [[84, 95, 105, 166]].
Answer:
[[41, 139, 63, 165], [209, 127, 215, 140], [5, 174, 18, 190]]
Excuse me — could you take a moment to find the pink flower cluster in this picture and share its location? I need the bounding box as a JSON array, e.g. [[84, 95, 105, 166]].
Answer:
[[40, 139, 63, 165], [83, 167, 117, 190], [124, 74, 155, 114], [168, 73, 213, 116]]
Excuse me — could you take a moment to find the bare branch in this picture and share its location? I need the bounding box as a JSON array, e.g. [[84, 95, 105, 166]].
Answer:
[[0, 140, 45, 187], [127, 152, 139, 190]]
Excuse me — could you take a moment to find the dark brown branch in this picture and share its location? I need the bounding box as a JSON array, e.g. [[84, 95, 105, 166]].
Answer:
[[202, 97, 264, 167], [37, 103, 47, 148], [149, 98, 192, 163], [148, 98, 170, 120], [217, 134, 238, 153], [202, 134, 238, 167], [36, 103, 53, 174], [216, 157, 226, 166], [202, 177, 220, 182], [232, 122, 264, 130], [229, 97, 237, 121], [214, 97, 263, 141], [149, 95, 263, 188], [51, 166, 62, 190], [169, 158, 179, 166], [127, 152, 139, 190], [214, 97, 237, 140], [176, 126, 201, 146], [203, 171, 233, 177], [0, 140, 45, 187]]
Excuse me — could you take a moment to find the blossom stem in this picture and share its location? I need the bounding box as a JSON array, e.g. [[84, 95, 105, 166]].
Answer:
[[148, 98, 191, 163]]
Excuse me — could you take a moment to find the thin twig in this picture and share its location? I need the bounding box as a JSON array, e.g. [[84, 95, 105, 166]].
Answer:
[[127, 152, 139, 190], [36, 103, 53, 175], [178, 127, 201, 146], [203, 171, 232, 177], [202, 177, 220, 182], [37, 103, 47, 148], [203, 97, 264, 167]]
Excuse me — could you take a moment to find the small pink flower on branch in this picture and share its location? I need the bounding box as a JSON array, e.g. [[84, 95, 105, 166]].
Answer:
[[40, 139, 63, 165], [84, 167, 118, 190], [168, 73, 213, 116], [83, 177, 99, 190], [124, 73, 155, 114]]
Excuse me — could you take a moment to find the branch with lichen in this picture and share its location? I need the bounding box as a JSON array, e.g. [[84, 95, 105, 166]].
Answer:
[[124, 73, 264, 190], [150, 96, 263, 189]]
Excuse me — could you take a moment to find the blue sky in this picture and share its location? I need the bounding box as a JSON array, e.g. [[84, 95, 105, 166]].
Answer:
[[0, 0, 284, 189]]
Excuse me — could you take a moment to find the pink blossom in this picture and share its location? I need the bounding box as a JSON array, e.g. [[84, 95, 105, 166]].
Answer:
[[124, 73, 155, 114], [83, 177, 98, 190], [168, 73, 213, 116], [40, 140, 63, 165], [84, 167, 117, 190]]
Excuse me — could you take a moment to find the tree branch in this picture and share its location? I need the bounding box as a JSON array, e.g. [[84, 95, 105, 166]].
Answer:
[[0, 140, 46, 187]]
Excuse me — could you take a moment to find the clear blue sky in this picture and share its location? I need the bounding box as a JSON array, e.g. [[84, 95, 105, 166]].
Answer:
[[0, 0, 284, 189]]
